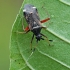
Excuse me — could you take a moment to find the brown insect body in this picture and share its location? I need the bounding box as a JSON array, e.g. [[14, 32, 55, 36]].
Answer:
[[22, 4, 52, 50]]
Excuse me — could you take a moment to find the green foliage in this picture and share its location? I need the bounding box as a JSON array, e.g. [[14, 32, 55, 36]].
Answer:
[[10, 0, 70, 70]]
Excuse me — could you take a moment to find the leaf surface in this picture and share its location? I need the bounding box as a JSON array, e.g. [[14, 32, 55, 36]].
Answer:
[[10, 0, 70, 70]]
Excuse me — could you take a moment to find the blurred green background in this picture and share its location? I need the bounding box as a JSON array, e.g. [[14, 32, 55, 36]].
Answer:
[[0, 0, 23, 70]]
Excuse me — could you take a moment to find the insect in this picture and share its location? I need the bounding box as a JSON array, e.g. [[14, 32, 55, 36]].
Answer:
[[18, 4, 52, 51]]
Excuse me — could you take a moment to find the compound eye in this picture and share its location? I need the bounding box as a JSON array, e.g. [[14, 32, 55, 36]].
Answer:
[[35, 8, 38, 12], [23, 9, 26, 15], [23, 12, 26, 16]]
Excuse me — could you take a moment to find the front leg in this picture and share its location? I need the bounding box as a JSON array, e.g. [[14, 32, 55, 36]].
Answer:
[[15, 14, 30, 34], [16, 29, 30, 34]]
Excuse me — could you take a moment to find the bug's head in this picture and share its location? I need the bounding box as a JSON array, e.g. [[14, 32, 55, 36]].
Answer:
[[23, 6, 39, 23], [36, 34, 44, 42]]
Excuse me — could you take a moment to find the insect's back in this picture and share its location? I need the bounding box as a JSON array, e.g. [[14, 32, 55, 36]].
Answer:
[[23, 4, 41, 30]]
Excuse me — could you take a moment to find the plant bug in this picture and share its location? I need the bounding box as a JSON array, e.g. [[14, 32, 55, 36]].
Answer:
[[18, 4, 52, 51]]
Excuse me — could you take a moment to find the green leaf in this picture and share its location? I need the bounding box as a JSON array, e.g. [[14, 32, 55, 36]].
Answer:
[[10, 0, 70, 70]]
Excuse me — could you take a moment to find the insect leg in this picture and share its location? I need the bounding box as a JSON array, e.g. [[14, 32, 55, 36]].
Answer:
[[40, 18, 50, 23], [40, 5, 50, 23], [40, 4, 52, 28], [22, 14, 30, 33], [31, 34, 34, 50], [22, 15, 25, 31], [16, 29, 30, 34], [33, 40, 38, 51], [31, 34, 38, 51], [15, 16, 30, 34], [42, 3, 50, 18], [42, 26, 47, 29], [40, 33, 52, 46]]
